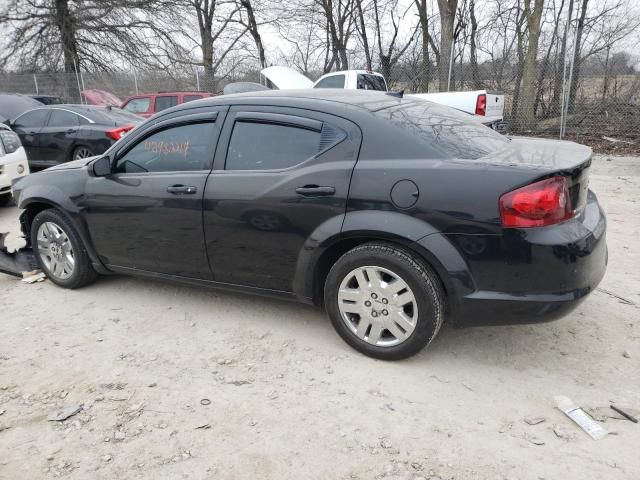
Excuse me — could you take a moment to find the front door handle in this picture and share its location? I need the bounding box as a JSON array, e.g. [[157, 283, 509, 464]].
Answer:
[[167, 185, 197, 194], [295, 185, 336, 197]]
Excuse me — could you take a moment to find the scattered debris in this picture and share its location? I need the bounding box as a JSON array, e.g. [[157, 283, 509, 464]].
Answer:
[[200, 398, 211, 406], [610, 405, 638, 423], [195, 423, 211, 430], [113, 430, 126, 441], [622, 351, 631, 359], [226, 380, 252, 386], [147, 382, 157, 388], [498, 421, 513, 434], [383, 403, 395, 412], [524, 416, 546, 425], [47, 404, 83, 422], [379, 438, 393, 449], [0, 232, 38, 278], [101, 454, 112, 463], [555, 396, 608, 440], [0, 409, 5, 416], [523, 433, 545, 446], [100, 382, 126, 390], [552, 424, 572, 439], [21, 272, 46, 284], [462, 383, 474, 392], [596, 288, 636, 305]]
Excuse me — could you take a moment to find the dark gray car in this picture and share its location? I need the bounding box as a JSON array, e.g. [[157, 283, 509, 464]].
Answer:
[[7, 105, 142, 169]]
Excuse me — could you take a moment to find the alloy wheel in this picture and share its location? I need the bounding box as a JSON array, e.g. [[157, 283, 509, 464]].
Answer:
[[337, 266, 418, 347], [73, 147, 93, 159], [36, 221, 75, 280]]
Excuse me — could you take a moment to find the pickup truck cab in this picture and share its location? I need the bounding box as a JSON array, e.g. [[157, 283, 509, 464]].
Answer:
[[260, 66, 506, 130]]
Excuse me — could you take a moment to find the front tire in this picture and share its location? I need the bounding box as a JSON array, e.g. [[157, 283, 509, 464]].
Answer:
[[31, 209, 98, 288], [325, 243, 444, 360]]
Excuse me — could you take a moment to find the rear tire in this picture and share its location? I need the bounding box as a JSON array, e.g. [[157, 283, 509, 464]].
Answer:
[[324, 242, 444, 360], [31, 209, 98, 288], [72, 145, 94, 161]]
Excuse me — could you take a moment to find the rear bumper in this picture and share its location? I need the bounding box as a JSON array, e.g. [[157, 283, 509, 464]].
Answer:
[[433, 190, 607, 327]]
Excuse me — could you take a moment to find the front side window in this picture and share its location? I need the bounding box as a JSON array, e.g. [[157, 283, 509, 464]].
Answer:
[[115, 122, 217, 173], [226, 121, 320, 171], [315, 74, 346, 89], [14, 109, 49, 128], [123, 98, 151, 114], [154, 96, 178, 112], [48, 110, 80, 127]]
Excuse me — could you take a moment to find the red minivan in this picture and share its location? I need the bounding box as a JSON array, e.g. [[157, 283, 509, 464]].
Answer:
[[120, 91, 214, 118]]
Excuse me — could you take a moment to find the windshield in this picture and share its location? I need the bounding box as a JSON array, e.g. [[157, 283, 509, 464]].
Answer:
[[375, 100, 509, 159], [357, 74, 387, 91]]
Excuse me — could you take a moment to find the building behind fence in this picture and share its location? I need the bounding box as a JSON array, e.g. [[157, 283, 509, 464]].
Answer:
[[1, 65, 639, 152]]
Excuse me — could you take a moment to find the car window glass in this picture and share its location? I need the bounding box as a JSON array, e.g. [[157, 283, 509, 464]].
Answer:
[[226, 121, 320, 171], [315, 74, 345, 89], [48, 110, 80, 127], [14, 109, 49, 128], [123, 98, 150, 113], [357, 74, 387, 91], [184, 95, 204, 103], [375, 101, 509, 159], [115, 122, 217, 173], [154, 96, 179, 112]]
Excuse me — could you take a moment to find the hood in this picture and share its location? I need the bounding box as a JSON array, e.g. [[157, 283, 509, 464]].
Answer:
[[46, 156, 98, 171], [260, 66, 313, 89]]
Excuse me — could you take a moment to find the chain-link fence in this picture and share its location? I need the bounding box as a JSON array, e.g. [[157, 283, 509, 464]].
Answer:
[[1, 64, 639, 154]]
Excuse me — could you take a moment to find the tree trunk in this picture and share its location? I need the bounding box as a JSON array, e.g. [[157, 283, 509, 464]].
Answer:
[[568, 0, 588, 113], [551, 0, 574, 115], [355, 0, 372, 70], [511, 4, 526, 120], [534, 0, 564, 116], [515, 0, 544, 130], [240, 0, 266, 68], [469, 0, 481, 89], [436, 0, 457, 91], [415, 0, 430, 92], [54, 0, 78, 74]]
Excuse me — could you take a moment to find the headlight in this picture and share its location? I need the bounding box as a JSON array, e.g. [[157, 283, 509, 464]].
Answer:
[[0, 130, 21, 154]]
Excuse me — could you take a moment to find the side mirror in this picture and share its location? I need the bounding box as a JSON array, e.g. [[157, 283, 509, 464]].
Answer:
[[92, 156, 112, 177]]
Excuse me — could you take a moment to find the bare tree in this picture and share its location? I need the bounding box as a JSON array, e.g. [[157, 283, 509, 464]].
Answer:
[[436, 0, 458, 91], [515, 0, 544, 128]]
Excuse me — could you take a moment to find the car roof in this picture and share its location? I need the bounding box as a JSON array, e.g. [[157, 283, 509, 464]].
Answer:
[[177, 89, 413, 113]]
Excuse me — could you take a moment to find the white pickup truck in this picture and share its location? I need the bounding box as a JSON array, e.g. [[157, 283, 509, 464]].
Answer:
[[260, 66, 506, 131]]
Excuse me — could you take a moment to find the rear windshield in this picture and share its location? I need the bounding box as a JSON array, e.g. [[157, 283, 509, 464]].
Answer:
[[375, 100, 509, 159], [357, 74, 387, 91]]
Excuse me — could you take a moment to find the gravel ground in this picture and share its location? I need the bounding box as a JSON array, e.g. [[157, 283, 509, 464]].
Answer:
[[0, 155, 639, 480]]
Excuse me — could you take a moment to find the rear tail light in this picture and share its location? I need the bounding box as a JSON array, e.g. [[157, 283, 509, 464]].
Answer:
[[105, 124, 134, 141], [499, 176, 573, 228], [475, 94, 486, 116]]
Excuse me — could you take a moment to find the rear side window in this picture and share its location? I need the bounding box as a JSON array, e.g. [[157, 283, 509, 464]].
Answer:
[[226, 121, 320, 170], [184, 95, 204, 103], [48, 110, 79, 127], [14, 109, 49, 128], [315, 74, 345, 89], [154, 96, 178, 112], [357, 74, 386, 91], [123, 97, 150, 113], [115, 122, 217, 173], [375, 101, 509, 159]]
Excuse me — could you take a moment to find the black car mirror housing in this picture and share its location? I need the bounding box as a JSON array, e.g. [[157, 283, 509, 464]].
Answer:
[[92, 156, 112, 177]]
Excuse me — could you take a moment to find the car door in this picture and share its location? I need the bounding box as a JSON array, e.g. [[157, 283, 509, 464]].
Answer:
[[11, 108, 50, 165], [83, 108, 227, 279], [203, 106, 361, 292], [154, 95, 179, 114], [38, 109, 80, 165], [122, 96, 152, 117]]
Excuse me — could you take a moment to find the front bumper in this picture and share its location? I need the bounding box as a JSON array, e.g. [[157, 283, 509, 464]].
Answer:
[[444, 190, 607, 326]]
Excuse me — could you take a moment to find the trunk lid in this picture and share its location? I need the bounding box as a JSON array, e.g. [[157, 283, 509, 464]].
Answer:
[[489, 137, 592, 213]]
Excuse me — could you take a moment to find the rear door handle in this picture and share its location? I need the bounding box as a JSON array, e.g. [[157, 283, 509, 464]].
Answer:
[[295, 185, 336, 197], [167, 185, 197, 194]]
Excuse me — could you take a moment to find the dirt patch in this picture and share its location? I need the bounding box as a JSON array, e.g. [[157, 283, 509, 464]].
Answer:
[[0, 155, 639, 479]]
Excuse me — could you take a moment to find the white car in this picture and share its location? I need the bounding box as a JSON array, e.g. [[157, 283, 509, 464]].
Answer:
[[0, 124, 30, 207], [260, 66, 506, 130]]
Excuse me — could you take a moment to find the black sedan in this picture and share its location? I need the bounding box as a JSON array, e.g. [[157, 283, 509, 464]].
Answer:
[[12, 90, 607, 359], [6, 105, 141, 170]]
